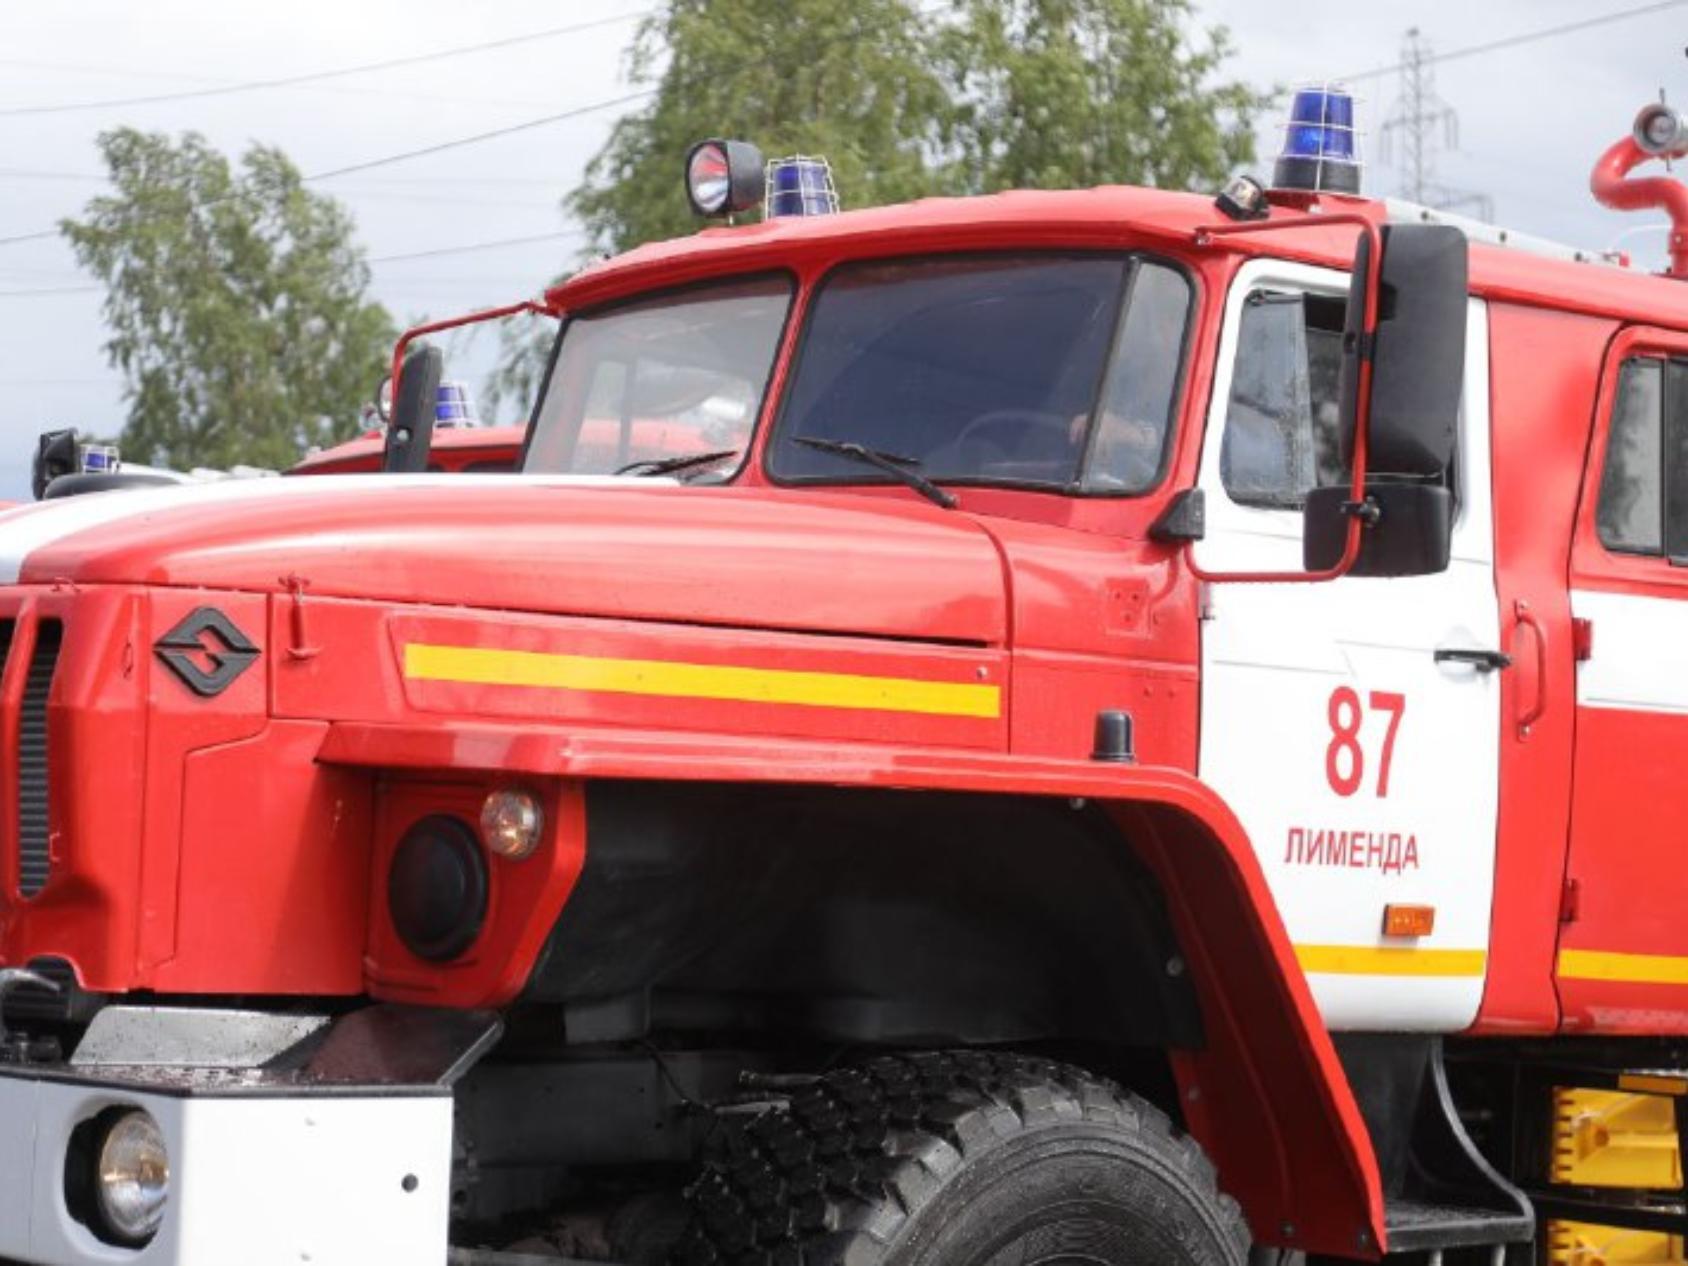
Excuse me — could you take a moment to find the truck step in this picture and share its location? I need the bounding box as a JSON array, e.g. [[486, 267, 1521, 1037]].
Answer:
[[448, 1251, 618, 1266], [1384, 1198, 1534, 1254]]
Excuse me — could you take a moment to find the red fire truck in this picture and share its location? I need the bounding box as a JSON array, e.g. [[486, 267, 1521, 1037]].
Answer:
[[6, 90, 1688, 1266], [290, 425, 523, 475]]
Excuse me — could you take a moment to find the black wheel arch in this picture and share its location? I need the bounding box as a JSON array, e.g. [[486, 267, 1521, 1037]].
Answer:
[[522, 780, 1201, 1051], [504, 774, 1383, 1260]]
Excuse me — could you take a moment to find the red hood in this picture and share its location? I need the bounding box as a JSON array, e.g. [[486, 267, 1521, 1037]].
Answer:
[[10, 475, 1006, 644]]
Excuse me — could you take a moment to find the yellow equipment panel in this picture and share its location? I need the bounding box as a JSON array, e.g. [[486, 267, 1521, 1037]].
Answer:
[[1548, 1088, 1684, 1266]]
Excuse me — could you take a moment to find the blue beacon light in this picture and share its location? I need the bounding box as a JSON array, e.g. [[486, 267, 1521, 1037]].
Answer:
[[435, 381, 478, 429], [764, 156, 840, 218], [1273, 85, 1361, 195]]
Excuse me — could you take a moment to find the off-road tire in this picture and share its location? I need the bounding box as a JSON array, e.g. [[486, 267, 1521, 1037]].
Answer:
[[672, 1051, 1250, 1266]]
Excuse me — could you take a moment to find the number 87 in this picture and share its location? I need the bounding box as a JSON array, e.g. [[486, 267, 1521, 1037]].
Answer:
[[1325, 686, 1406, 799]]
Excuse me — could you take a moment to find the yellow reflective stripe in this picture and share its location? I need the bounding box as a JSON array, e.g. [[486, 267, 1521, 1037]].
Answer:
[[1558, 948, 1688, 985], [1294, 944, 1488, 978], [402, 643, 1002, 719]]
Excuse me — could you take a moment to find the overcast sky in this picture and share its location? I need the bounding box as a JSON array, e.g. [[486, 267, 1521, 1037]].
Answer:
[[0, 0, 1682, 499]]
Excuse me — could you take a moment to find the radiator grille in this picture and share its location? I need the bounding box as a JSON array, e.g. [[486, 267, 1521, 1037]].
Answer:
[[17, 620, 60, 898], [0, 619, 12, 896]]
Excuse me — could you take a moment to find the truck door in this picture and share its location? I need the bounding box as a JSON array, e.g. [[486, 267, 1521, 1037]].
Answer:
[[1193, 258, 1502, 1031], [1561, 332, 1688, 1029]]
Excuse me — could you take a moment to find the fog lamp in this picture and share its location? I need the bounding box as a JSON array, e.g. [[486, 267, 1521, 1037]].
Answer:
[[95, 1109, 168, 1245], [388, 815, 488, 962], [481, 788, 544, 860]]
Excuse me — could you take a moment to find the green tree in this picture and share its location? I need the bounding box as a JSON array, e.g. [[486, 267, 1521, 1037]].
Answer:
[[939, 0, 1266, 194], [61, 130, 394, 470], [571, 0, 953, 256], [570, 0, 1264, 251]]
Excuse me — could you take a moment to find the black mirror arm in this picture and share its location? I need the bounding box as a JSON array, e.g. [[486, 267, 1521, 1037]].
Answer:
[[1183, 210, 1385, 586]]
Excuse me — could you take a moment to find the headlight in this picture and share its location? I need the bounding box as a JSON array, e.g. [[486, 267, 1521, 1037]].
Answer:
[[481, 788, 544, 860], [95, 1109, 168, 1245], [387, 814, 488, 961]]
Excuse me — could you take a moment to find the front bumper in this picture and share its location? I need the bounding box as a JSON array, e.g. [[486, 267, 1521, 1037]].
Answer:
[[0, 1067, 453, 1266], [0, 1004, 499, 1266]]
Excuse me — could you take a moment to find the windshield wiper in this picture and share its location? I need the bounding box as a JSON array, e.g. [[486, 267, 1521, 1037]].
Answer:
[[614, 449, 740, 478], [792, 437, 957, 509]]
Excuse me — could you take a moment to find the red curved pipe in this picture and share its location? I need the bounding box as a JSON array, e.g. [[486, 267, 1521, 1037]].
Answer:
[[1591, 136, 1688, 278]]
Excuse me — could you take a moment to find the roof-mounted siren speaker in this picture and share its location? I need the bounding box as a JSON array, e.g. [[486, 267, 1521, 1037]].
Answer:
[[1273, 84, 1362, 195], [1634, 102, 1688, 158]]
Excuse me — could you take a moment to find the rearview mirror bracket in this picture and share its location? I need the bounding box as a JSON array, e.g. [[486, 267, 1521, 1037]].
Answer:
[[1183, 211, 1465, 585], [381, 298, 557, 473]]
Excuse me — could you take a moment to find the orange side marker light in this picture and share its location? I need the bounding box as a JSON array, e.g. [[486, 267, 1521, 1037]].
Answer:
[[1383, 904, 1436, 938]]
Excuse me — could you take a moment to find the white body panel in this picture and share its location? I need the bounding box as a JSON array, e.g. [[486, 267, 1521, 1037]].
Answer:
[[0, 472, 674, 585], [0, 1073, 452, 1266], [1194, 259, 1502, 1031], [1572, 587, 1688, 714]]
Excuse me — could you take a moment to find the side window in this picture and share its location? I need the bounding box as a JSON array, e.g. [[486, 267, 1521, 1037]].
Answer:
[[1219, 290, 1347, 510], [1596, 358, 1665, 555], [1081, 261, 1191, 493], [1670, 362, 1688, 554]]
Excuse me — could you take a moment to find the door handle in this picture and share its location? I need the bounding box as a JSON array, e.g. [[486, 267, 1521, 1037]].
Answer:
[[1513, 599, 1548, 737], [1434, 647, 1513, 672]]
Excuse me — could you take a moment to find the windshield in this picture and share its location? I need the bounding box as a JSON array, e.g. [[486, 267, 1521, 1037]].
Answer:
[[524, 275, 792, 475], [768, 255, 1190, 494]]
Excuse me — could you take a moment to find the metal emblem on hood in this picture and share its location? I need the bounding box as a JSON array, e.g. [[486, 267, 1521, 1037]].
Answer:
[[155, 607, 259, 697]]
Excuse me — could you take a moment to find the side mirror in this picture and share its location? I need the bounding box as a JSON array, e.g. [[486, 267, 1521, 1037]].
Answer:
[[1304, 223, 1467, 576], [32, 428, 79, 501], [382, 342, 444, 473]]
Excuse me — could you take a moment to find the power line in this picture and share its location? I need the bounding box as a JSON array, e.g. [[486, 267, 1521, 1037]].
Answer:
[[312, 0, 951, 182], [306, 90, 656, 182], [1341, 0, 1687, 82], [0, 86, 635, 248], [0, 3, 928, 248], [0, 227, 63, 248], [0, 86, 635, 245], [0, 168, 107, 182], [0, 168, 565, 209], [0, 168, 577, 191], [0, 8, 656, 117], [0, 228, 585, 297], [369, 230, 581, 264], [0, 56, 578, 114]]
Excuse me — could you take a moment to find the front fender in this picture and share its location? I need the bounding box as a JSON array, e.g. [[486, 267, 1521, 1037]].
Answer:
[[318, 722, 1384, 1258]]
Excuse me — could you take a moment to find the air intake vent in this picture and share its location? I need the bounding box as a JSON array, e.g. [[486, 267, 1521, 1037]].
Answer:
[[17, 620, 60, 898]]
